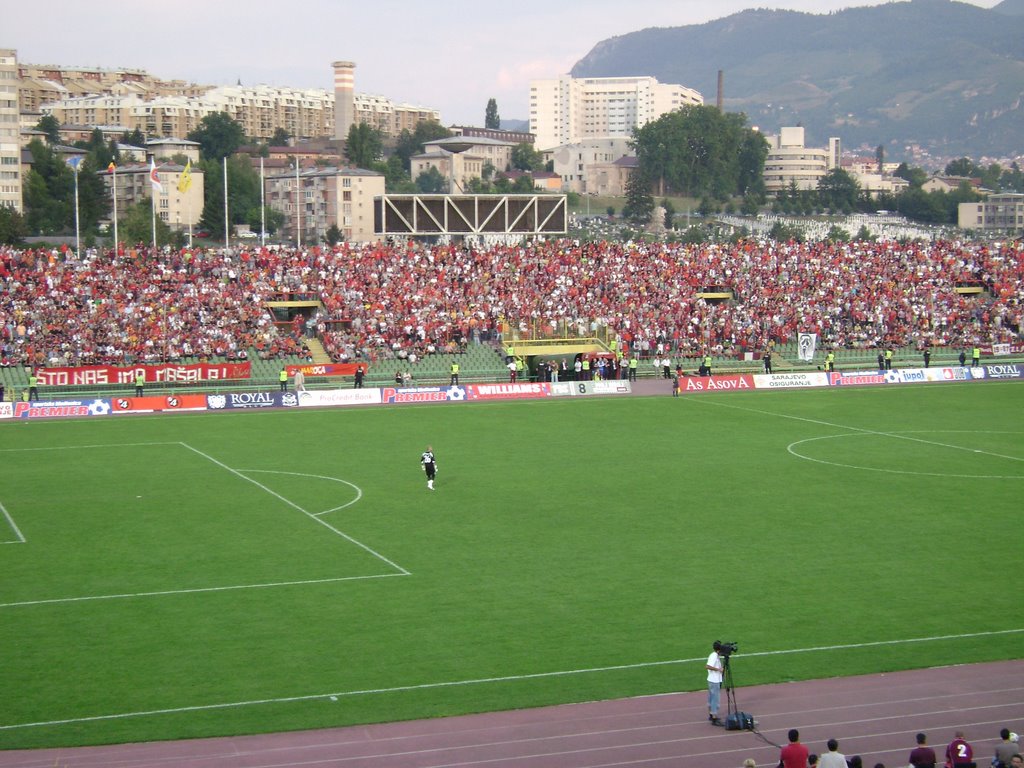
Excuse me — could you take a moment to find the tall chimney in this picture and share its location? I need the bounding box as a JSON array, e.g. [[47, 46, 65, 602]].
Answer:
[[717, 70, 724, 111], [332, 61, 356, 140]]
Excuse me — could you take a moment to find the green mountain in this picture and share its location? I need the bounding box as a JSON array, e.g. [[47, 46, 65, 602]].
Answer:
[[570, 0, 1024, 158]]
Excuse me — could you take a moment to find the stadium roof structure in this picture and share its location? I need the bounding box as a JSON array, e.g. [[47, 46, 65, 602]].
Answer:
[[374, 194, 567, 236]]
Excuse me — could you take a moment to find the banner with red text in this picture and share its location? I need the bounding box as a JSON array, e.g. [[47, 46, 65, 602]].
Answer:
[[285, 363, 366, 377], [36, 362, 251, 386]]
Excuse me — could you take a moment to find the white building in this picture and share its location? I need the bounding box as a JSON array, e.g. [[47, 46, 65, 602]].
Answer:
[[529, 75, 702, 151], [0, 49, 22, 213], [544, 137, 634, 194], [411, 136, 517, 192], [763, 127, 840, 195]]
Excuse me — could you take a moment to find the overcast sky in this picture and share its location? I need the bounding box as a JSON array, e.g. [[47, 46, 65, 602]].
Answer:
[[5, 0, 1000, 126]]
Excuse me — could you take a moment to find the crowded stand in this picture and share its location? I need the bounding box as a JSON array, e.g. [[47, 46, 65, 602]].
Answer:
[[1, 237, 1021, 371]]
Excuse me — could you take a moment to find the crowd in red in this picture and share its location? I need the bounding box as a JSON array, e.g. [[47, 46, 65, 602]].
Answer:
[[1, 237, 1021, 368]]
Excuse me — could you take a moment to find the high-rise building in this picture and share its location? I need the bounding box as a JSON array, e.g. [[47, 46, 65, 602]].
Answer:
[[332, 61, 356, 140], [0, 49, 22, 213], [529, 74, 702, 151]]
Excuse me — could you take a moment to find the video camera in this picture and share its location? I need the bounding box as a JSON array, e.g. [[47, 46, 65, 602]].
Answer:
[[716, 641, 738, 656]]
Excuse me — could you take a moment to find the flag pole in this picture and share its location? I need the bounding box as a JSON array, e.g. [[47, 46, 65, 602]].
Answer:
[[295, 159, 301, 249], [73, 163, 81, 259], [150, 175, 157, 251], [111, 164, 118, 255], [260, 156, 266, 247], [223, 156, 229, 250]]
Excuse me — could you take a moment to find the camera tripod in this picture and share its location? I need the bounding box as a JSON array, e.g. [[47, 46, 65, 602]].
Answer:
[[723, 653, 740, 721], [721, 653, 755, 730]]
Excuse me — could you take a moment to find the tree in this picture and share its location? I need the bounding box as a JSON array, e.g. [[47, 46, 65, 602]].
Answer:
[[825, 224, 851, 242], [622, 169, 655, 225], [35, 115, 61, 145], [187, 112, 246, 161], [944, 157, 976, 178], [510, 142, 544, 172], [0, 205, 28, 244], [414, 166, 447, 193], [394, 121, 452, 171], [199, 155, 261, 234], [875, 145, 885, 174], [485, 98, 501, 130], [324, 224, 343, 245], [768, 221, 805, 243], [271, 127, 291, 147], [22, 139, 73, 234], [817, 168, 860, 212], [121, 201, 173, 246], [632, 105, 763, 199], [375, 155, 415, 193], [246, 206, 285, 235], [121, 128, 147, 149], [344, 123, 384, 169], [894, 162, 928, 188]]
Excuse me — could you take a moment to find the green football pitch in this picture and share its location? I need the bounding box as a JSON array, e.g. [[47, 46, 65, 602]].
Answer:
[[1, 382, 1021, 749]]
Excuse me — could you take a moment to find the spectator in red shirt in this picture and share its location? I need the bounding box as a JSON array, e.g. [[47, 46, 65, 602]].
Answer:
[[781, 728, 810, 768], [909, 732, 937, 768]]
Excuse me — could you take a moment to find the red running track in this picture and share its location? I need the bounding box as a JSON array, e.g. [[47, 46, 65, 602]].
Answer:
[[0, 659, 1020, 768]]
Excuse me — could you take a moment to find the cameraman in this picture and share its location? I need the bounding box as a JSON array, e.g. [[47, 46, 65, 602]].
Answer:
[[706, 641, 725, 724]]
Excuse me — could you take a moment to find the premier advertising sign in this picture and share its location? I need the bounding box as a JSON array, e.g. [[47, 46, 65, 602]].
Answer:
[[829, 370, 888, 386], [380, 386, 467, 404], [12, 399, 112, 419]]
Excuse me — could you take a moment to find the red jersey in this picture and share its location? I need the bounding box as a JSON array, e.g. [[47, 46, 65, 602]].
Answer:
[[946, 738, 973, 766], [781, 742, 810, 768]]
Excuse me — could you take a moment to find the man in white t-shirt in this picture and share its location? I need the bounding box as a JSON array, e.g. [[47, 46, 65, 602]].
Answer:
[[706, 641, 724, 725]]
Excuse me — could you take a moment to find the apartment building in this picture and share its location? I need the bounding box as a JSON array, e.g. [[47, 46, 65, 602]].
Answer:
[[0, 49, 22, 213], [529, 75, 702, 151], [265, 166, 384, 243], [762, 127, 840, 195], [353, 93, 441, 138], [958, 193, 1024, 235]]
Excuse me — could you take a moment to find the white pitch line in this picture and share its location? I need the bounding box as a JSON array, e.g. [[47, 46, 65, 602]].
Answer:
[[690, 397, 1024, 463], [237, 469, 363, 516], [180, 443, 409, 575], [0, 627, 1020, 732], [0, 500, 26, 543], [0, 572, 407, 609], [0, 441, 180, 453]]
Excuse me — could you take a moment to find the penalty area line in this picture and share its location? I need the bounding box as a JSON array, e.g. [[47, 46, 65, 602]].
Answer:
[[2, 627, 1021, 731], [0, 572, 406, 609]]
